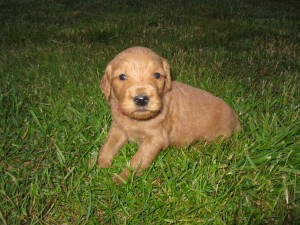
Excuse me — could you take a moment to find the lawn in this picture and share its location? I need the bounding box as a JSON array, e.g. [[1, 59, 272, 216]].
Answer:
[[1, 0, 300, 224]]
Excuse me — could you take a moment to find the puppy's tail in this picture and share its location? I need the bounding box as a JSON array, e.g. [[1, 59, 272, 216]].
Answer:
[[234, 114, 242, 132]]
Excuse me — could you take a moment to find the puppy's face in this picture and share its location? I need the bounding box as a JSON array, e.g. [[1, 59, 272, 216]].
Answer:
[[101, 47, 171, 120]]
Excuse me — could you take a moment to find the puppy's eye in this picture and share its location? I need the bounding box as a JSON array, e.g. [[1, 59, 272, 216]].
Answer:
[[153, 73, 161, 79], [119, 74, 126, 81]]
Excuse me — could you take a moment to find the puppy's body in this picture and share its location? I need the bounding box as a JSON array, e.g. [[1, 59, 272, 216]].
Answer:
[[163, 81, 240, 146], [98, 47, 240, 183], [111, 81, 239, 147]]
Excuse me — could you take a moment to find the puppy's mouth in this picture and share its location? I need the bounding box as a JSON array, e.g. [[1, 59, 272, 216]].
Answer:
[[130, 108, 160, 120], [118, 93, 162, 120], [134, 108, 150, 112], [131, 95, 161, 118]]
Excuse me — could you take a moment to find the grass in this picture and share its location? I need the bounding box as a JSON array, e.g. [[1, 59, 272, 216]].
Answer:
[[1, 0, 300, 224]]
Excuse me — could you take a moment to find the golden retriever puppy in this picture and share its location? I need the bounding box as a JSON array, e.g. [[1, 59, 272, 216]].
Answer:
[[98, 46, 241, 183]]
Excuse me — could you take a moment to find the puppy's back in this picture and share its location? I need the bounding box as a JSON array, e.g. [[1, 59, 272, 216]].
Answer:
[[166, 81, 240, 146]]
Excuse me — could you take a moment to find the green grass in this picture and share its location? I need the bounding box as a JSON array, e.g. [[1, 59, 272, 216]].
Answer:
[[1, 0, 300, 224]]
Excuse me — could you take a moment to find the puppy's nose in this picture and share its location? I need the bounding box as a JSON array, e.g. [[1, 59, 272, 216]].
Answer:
[[134, 95, 149, 106]]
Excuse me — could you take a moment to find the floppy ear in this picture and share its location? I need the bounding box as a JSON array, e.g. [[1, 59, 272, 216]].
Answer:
[[162, 58, 172, 92], [100, 64, 112, 100]]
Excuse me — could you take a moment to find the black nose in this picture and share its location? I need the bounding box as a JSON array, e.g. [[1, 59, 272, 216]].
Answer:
[[134, 95, 149, 106]]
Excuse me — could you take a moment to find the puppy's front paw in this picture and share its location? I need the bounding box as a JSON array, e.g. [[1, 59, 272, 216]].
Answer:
[[97, 157, 111, 168], [113, 169, 129, 185], [113, 175, 126, 185]]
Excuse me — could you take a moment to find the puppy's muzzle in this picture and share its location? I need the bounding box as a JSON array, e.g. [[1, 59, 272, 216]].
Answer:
[[134, 95, 149, 107]]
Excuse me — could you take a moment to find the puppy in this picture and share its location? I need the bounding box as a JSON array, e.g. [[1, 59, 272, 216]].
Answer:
[[98, 46, 241, 184]]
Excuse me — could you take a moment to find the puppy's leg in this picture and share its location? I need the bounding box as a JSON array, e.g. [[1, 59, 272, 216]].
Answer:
[[98, 124, 127, 168], [114, 136, 166, 184]]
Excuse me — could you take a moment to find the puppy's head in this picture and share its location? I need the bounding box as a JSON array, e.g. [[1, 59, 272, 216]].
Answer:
[[101, 47, 171, 120]]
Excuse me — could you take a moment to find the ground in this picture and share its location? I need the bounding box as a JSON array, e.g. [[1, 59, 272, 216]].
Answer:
[[0, 0, 300, 224]]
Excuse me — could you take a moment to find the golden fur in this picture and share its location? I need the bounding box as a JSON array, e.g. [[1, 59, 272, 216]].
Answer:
[[98, 46, 241, 184]]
